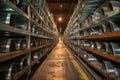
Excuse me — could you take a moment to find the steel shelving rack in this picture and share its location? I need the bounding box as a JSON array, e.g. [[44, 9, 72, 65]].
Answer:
[[64, 0, 120, 80], [0, 0, 58, 80]]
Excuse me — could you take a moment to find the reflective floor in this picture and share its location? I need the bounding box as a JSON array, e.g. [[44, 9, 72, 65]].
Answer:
[[31, 42, 89, 80]]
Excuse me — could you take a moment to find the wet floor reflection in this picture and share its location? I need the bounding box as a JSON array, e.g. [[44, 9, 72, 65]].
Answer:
[[31, 42, 81, 80]]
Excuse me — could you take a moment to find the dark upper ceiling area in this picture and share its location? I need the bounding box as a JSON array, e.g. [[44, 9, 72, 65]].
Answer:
[[47, 0, 78, 35]]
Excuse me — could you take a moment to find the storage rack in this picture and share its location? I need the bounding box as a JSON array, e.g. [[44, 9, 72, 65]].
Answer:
[[0, 0, 58, 80], [64, 0, 120, 80]]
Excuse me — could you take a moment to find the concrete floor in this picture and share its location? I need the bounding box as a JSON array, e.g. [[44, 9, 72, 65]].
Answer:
[[31, 42, 89, 80]]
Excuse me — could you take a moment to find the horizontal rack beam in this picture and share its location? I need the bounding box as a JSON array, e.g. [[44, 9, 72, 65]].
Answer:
[[80, 46, 120, 64], [0, 43, 54, 62], [14, 44, 56, 80], [71, 32, 120, 40]]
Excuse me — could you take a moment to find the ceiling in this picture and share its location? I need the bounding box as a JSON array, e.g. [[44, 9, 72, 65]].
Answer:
[[47, 0, 78, 35]]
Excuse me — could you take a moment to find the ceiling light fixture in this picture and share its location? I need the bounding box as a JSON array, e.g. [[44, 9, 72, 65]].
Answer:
[[58, 17, 62, 22], [60, 4, 62, 8]]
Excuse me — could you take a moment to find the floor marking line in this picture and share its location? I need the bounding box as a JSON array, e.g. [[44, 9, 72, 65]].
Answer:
[[65, 47, 89, 80]]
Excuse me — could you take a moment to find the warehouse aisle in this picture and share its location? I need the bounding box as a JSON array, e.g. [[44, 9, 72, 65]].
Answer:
[[31, 42, 89, 80]]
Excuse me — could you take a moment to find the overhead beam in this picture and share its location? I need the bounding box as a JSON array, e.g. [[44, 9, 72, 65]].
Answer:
[[47, 0, 78, 3], [48, 3, 76, 9], [51, 10, 74, 14]]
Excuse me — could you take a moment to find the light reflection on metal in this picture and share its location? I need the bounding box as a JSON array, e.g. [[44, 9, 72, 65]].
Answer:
[[6, 63, 17, 80], [5, 8, 14, 11], [102, 61, 116, 75]]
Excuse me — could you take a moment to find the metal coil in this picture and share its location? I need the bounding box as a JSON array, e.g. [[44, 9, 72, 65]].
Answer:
[[108, 43, 120, 56], [39, 39, 43, 45], [35, 39, 40, 46], [16, 56, 28, 72], [108, 1, 120, 11], [94, 42, 101, 50], [85, 53, 97, 61], [84, 20, 89, 27], [89, 28, 99, 35], [115, 68, 120, 78], [31, 39, 37, 47], [107, 21, 120, 32], [79, 31, 84, 37], [81, 41, 90, 47], [100, 7, 109, 18], [91, 15, 95, 23], [0, 39, 16, 53], [15, 17, 28, 30], [83, 30, 89, 36], [31, 51, 39, 61], [19, 57, 28, 70], [90, 42, 94, 49], [102, 61, 116, 75], [17, 1, 27, 13], [94, 12, 101, 23], [100, 42, 109, 52], [36, 28, 39, 34], [99, 25, 109, 34], [31, 25, 36, 33], [0, 13, 15, 27], [15, 39, 26, 51], [5, 63, 17, 80], [88, 16, 93, 25], [83, 50, 89, 58], [36, 27, 42, 35]]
